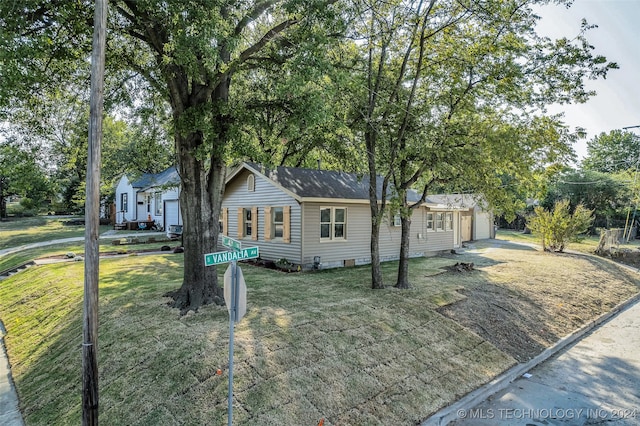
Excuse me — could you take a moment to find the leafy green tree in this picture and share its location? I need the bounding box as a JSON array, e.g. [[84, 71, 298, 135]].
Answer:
[[4, 85, 173, 213], [1, 1, 346, 311], [348, 0, 615, 288], [542, 168, 630, 226], [232, 51, 357, 168], [527, 200, 593, 252], [0, 139, 52, 218], [582, 130, 640, 173]]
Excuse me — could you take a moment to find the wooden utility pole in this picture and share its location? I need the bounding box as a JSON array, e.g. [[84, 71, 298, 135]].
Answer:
[[83, 0, 107, 424]]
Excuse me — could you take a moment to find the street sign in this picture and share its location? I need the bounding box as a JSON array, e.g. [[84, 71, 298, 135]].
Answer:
[[204, 247, 259, 266], [224, 264, 247, 322], [221, 235, 242, 251]]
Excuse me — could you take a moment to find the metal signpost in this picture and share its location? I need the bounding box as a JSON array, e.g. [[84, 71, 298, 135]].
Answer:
[[204, 237, 258, 426]]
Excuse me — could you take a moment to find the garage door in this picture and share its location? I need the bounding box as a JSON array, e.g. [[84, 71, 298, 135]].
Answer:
[[164, 200, 181, 231]]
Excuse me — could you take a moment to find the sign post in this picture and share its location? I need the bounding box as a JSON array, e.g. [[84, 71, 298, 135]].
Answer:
[[204, 242, 257, 426], [227, 260, 237, 426]]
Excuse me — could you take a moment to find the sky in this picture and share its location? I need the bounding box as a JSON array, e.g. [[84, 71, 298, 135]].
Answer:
[[534, 0, 640, 160]]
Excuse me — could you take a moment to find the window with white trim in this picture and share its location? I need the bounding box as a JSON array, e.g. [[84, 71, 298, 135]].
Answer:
[[392, 213, 402, 227], [436, 212, 444, 231], [244, 208, 252, 237], [426, 212, 434, 231], [247, 174, 255, 192], [272, 207, 284, 238], [154, 192, 162, 215], [320, 207, 347, 240], [121, 193, 128, 212], [445, 212, 453, 230]]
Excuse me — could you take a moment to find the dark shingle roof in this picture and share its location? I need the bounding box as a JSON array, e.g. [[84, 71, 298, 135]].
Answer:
[[243, 162, 423, 203], [131, 166, 179, 191]]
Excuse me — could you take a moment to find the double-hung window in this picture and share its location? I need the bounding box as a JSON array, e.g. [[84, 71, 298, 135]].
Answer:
[[272, 207, 284, 238], [238, 207, 258, 240], [320, 207, 346, 241], [426, 212, 434, 231], [436, 212, 444, 231], [264, 206, 290, 243], [121, 193, 128, 212], [244, 208, 252, 237], [154, 193, 162, 215]]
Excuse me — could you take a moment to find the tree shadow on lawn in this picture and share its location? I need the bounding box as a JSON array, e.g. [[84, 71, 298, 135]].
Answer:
[[17, 246, 629, 425]]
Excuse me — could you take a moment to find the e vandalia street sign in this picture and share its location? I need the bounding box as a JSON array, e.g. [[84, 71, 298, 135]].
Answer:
[[204, 247, 259, 266]]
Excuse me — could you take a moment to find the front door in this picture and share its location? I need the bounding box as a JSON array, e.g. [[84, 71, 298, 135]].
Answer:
[[461, 211, 472, 242]]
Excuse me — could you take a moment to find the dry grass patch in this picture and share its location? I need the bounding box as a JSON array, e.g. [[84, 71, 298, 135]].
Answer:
[[439, 239, 640, 362], [1, 238, 639, 425]]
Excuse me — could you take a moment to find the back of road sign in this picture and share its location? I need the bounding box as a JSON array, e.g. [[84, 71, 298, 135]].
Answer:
[[224, 264, 247, 322]]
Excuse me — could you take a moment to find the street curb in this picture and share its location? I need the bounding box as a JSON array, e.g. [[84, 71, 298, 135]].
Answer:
[[421, 289, 640, 426], [0, 321, 25, 426]]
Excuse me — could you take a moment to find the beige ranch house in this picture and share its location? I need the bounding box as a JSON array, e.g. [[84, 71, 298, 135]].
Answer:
[[221, 162, 494, 270]]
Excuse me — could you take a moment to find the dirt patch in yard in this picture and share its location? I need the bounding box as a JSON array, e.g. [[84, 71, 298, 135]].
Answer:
[[438, 283, 559, 362], [436, 242, 640, 363]]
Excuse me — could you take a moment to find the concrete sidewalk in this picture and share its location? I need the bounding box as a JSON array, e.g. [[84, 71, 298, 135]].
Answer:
[[0, 322, 23, 426], [426, 295, 640, 426], [0, 231, 167, 258]]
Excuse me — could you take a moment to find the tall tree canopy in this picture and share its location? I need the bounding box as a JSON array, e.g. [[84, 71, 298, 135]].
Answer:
[[1, 0, 345, 311], [582, 129, 640, 173], [542, 168, 631, 225], [346, 0, 616, 288], [0, 0, 618, 300]]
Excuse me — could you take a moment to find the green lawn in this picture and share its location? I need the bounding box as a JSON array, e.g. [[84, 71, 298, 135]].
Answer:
[[0, 216, 112, 250], [0, 216, 175, 273], [2, 235, 639, 425]]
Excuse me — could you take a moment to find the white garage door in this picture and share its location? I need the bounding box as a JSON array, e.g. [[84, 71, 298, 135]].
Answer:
[[474, 210, 492, 240], [164, 200, 181, 231]]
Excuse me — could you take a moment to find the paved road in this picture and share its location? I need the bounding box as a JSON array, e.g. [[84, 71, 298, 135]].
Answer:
[[452, 298, 640, 425]]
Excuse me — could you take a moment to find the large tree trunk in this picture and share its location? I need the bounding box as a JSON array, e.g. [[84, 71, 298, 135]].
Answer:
[[164, 73, 231, 312], [395, 214, 411, 289], [165, 131, 226, 312]]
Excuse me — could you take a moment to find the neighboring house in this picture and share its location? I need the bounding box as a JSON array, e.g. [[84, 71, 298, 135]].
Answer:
[[221, 162, 486, 270], [426, 194, 496, 242], [114, 167, 182, 232]]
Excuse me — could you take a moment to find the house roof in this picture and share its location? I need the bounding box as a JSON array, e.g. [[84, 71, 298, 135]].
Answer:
[[243, 162, 401, 201], [131, 166, 179, 191], [233, 162, 465, 208]]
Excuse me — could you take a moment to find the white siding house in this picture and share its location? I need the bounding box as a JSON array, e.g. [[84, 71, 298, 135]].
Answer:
[[113, 167, 181, 232], [426, 194, 495, 242]]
